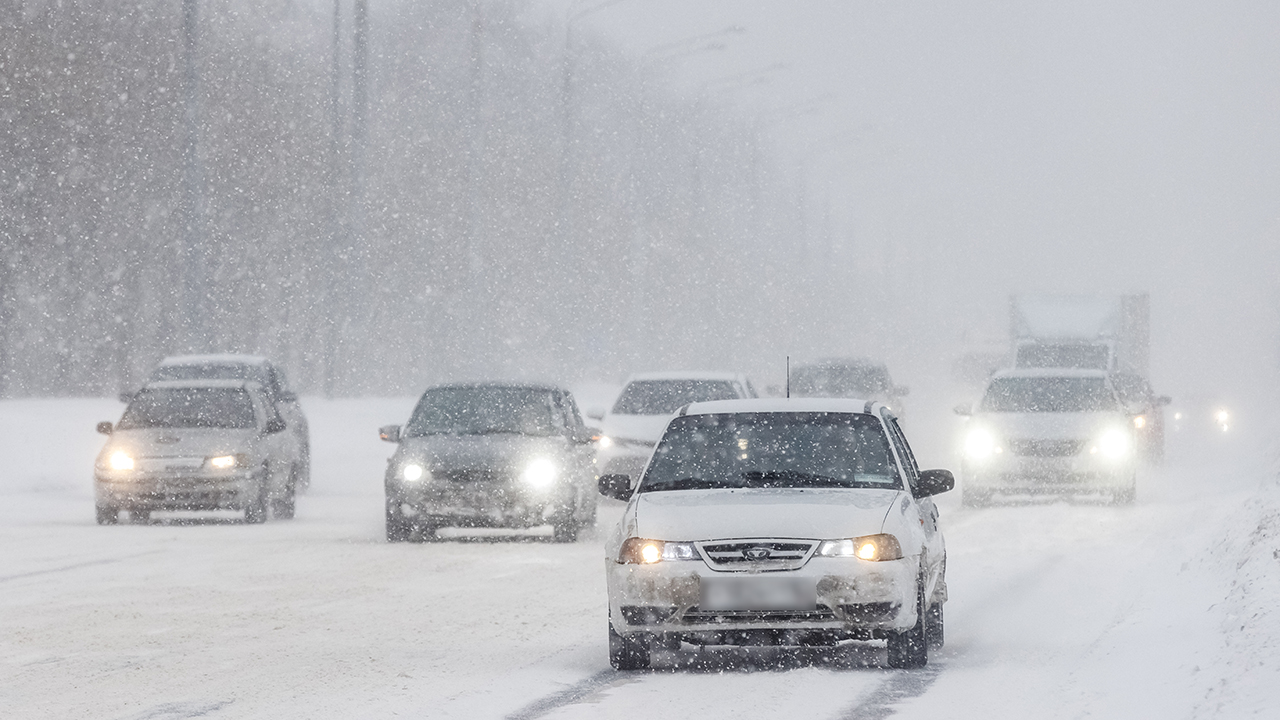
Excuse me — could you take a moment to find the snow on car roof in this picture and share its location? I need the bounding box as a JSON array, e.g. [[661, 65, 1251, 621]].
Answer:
[[141, 379, 264, 390], [626, 371, 745, 382], [158, 354, 270, 367], [683, 397, 876, 416], [991, 367, 1110, 379]]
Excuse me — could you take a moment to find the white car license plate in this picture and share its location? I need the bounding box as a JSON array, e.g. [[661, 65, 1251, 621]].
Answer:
[[700, 576, 817, 612]]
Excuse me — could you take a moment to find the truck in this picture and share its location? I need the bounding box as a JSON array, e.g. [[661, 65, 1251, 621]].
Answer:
[[1009, 293, 1149, 376]]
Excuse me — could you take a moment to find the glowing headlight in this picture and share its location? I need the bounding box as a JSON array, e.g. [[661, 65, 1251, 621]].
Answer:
[[401, 463, 426, 482], [964, 428, 999, 459], [1132, 415, 1147, 430], [618, 537, 697, 564], [207, 455, 240, 469], [520, 458, 558, 488], [108, 451, 135, 471], [1216, 410, 1230, 424], [596, 435, 614, 449], [1095, 427, 1131, 459], [816, 534, 903, 561]]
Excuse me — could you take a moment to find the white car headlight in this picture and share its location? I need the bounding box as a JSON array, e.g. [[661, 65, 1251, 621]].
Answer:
[[964, 428, 1000, 459], [1094, 427, 1131, 459], [596, 435, 614, 449], [816, 534, 903, 561], [108, 451, 135, 471], [520, 458, 558, 488], [206, 454, 244, 469], [618, 538, 698, 564], [401, 463, 427, 482]]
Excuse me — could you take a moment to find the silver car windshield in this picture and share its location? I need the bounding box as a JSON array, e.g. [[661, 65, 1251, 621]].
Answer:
[[119, 388, 257, 430], [611, 380, 738, 415], [639, 412, 901, 493], [981, 377, 1118, 413], [405, 387, 563, 437]]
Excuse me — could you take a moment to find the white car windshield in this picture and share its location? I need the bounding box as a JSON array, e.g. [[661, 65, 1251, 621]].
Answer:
[[118, 387, 257, 430], [405, 387, 563, 437], [982, 377, 1118, 413], [638, 412, 901, 493], [611, 380, 739, 415]]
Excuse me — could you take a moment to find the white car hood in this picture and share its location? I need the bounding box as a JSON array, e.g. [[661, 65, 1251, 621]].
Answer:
[[977, 411, 1127, 441], [602, 413, 672, 445], [633, 487, 901, 542]]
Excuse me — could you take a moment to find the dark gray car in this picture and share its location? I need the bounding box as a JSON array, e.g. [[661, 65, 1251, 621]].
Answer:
[[380, 383, 598, 543]]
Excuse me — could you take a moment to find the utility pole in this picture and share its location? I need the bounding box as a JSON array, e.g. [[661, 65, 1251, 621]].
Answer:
[[179, 0, 206, 353]]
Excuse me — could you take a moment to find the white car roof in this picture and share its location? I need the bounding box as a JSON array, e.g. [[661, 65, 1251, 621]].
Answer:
[[142, 379, 263, 391], [991, 368, 1110, 380], [683, 397, 878, 416], [625, 371, 747, 382], [158, 354, 270, 367]]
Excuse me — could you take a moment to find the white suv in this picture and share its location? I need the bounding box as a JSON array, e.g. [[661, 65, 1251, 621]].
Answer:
[[593, 372, 755, 480], [598, 398, 952, 670], [957, 368, 1138, 505]]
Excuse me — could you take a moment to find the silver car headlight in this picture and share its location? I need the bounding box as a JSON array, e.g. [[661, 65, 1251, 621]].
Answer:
[[107, 450, 135, 471], [1092, 427, 1132, 460], [520, 458, 558, 488], [400, 463, 429, 482], [205, 454, 247, 470], [964, 428, 1001, 460]]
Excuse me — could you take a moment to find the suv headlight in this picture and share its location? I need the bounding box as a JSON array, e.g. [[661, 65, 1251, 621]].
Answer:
[[107, 451, 135, 471], [618, 538, 698, 564], [401, 463, 428, 482], [1092, 427, 1131, 460], [520, 458, 558, 488], [816, 533, 903, 561], [964, 428, 1001, 460]]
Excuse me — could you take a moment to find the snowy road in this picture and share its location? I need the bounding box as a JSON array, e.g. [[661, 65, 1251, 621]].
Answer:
[[2, 398, 1277, 719]]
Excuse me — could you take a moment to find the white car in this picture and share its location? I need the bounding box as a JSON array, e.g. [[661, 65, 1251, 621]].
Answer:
[[957, 368, 1138, 505], [592, 372, 756, 480], [598, 398, 953, 670], [94, 380, 301, 524]]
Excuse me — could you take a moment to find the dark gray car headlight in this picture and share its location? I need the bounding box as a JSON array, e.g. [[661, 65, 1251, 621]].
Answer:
[[519, 458, 559, 489]]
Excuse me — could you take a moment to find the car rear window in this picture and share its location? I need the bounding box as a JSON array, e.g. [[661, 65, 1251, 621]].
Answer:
[[611, 380, 739, 415], [119, 388, 257, 430], [639, 412, 901, 493], [981, 377, 1118, 413]]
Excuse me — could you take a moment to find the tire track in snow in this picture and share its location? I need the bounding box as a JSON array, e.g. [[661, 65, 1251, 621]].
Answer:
[[0, 550, 162, 583], [838, 664, 943, 720], [504, 670, 640, 720]]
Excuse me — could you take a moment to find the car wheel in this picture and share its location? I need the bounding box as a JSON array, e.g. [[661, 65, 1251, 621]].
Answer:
[[245, 475, 269, 524], [962, 488, 990, 508], [95, 506, 119, 525], [385, 500, 411, 543], [887, 583, 929, 669], [925, 601, 944, 651], [578, 492, 598, 529], [272, 467, 298, 520], [552, 518, 579, 543], [297, 444, 311, 492], [609, 622, 651, 670]]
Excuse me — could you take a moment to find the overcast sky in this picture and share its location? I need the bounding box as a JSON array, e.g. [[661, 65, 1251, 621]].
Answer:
[[528, 0, 1280, 410]]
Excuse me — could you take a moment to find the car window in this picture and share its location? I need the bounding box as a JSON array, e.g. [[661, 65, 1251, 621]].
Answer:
[[639, 412, 903, 493], [119, 387, 257, 430], [884, 415, 919, 491], [610, 380, 740, 415], [981, 377, 1118, 413], [404, 387, 563, 437]]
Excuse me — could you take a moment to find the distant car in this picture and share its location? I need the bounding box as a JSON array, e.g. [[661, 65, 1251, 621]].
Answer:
[[94, 380, 302, 524], [599, 398, 953, 670], [592, 372, 756, 480], [1110, 373, 1171, 463], [956, 369, 1137, 505], [380, 383, 598, 543], [790, 359, 909, 416], [140, 355, 311, 490]]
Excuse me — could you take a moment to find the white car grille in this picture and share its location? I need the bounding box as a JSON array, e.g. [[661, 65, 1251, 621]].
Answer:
[[696, 539, 818, 572]]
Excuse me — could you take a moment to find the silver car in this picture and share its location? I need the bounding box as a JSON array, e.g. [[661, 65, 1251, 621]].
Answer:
[[381, 383, 598, 543], [94, 380, 302, 524]]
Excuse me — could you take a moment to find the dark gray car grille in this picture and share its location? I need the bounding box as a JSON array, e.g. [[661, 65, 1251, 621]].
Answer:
[[697, 540, 817, 571], [1008, 439, 1085, 457]]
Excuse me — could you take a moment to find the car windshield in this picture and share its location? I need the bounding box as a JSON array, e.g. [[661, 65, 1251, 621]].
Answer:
[[1015, 344, 1110, 370], [118, 387, 257, 430], [151, 363, 271, 389], [405, 387, 563, 437], [981, 377, 1118, 413], [791, 363, 888, 397], [611, 379, 739, 415], [639, 412, 901, 493]]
